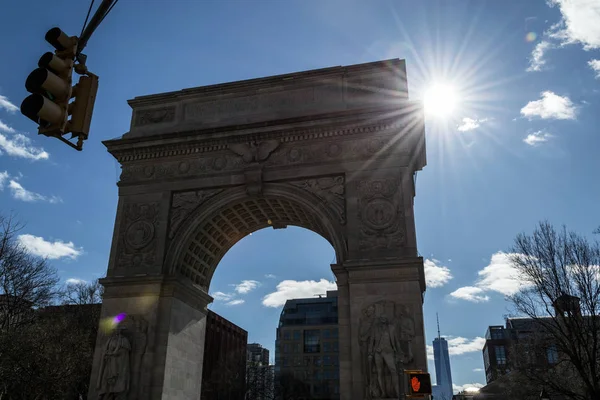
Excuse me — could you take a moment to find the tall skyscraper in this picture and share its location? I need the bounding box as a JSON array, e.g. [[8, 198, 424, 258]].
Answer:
[[432, 314, 453, 400]]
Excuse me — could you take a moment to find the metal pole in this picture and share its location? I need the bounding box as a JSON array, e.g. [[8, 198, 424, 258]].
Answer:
[[78, 0, 115, 54]]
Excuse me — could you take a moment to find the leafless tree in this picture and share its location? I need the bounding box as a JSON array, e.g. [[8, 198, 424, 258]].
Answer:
[[0, 214, 59, 330], [508, 221, 600, 400]]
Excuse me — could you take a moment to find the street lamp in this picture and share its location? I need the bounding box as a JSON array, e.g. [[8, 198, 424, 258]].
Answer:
[[540, 388, 550, 400]]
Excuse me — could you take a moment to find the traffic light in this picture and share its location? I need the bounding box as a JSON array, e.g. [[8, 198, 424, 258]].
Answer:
[[20, 27, 98, 151], [407, 372, 432, 397]]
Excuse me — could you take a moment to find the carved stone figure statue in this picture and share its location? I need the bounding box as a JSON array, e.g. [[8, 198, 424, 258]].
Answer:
[[97, 325, 131, 399], [359, 304, 376, 399], [359, 301, 416, 399], [372, 312, 401, 398]]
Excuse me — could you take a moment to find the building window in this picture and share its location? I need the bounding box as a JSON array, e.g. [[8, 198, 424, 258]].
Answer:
[[294, 356, 302, 366], [323, 329, 330, 339], [313, 370, 322, 380], [332, 341, 339, 352], [283, 330, 291, 340], [293, 343, 301, 353], [332, 328, 338, 338], [323, 355, 331, 366], [293, 330, 301, 340], [332, 355, 339, 366], [495, 345, 506, 365], [314, 356, 322, 367], [283, 357, 289, 367], [284, 343, 290, 353], [304, 329, 321, 353], [323, 341, 331, 352], [547, 345, 559, 364], [304, 356, 311, 366], [483, 347, 490, 370]]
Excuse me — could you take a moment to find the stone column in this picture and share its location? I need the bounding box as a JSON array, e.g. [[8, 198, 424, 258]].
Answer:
[[337, 260, 427, 400], [88, 275, 212, 400], [339, 166, 427, 400]]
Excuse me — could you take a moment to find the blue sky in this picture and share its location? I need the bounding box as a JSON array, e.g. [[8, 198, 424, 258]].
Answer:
[[1, 0, 599, 393]]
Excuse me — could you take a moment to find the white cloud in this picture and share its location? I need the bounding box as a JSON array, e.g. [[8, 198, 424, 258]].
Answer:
[[232, 279, 260, 294], [527, 41, 553, 72], [476, 252, 531, 296], [457, 117, 488, 132], [524, 130, 552, 146], [427, 336, 486, 361], [66, 278, 87, 285], [424, 259, 453, 288], [0, 120, 15, 133], [547, 0, 600, 50], [265, 274, 276, 279], [0, 133, 49, 160], [211, 291, 234, 301], [7, 180, 61, 203], [453, 383, 484, 394], [450, 286, 490, 303], [0, 95, 18, 113], [473, 368, 484, 372], [451, 252, 533, 303], [520, 91, 577, 120], [426, 345, 434, 360], [447, 336, 487, 356], [0, 171, 8, 188], [262, 279, 337, 308], [589, 59, 600, 78], [16, 234, 83, 260], [226, 299, 245, 306]]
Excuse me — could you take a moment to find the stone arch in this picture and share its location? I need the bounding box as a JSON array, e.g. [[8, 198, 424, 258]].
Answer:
[[166, 183, 347, 290]]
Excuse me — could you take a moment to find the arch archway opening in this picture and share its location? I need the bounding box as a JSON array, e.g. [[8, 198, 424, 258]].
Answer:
[[172, 191, 344, 291]]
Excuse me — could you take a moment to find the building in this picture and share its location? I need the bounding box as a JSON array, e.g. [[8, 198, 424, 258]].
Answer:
[[201, 309, 248, 400], [248, 342, 270, 366], [246, 343, 273, 400], [275, 290, 339, 399], [483, 295, 585, 385], [432, 316, 453, 400]]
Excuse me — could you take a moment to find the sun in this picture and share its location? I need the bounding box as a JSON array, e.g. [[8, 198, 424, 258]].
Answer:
[[424, 83, 459, 118]]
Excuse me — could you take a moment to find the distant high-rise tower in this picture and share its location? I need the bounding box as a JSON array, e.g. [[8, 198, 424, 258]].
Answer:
[[432, 314, 453, 400]]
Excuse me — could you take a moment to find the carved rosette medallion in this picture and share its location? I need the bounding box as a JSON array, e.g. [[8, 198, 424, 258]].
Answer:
[[356, 178, 405, 250], [117, 202, 159, 269], [169, 189, 223, 239], [358, 300, 415, 399], [288, 175, 346, 225]]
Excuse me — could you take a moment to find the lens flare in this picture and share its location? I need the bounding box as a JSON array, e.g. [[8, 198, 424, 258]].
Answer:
[[525, 32, 537, 42], [100, 313, 128, 334]]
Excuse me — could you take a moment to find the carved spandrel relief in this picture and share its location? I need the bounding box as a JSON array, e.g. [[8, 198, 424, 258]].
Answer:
[[169, 189, 223, 239], [359, 301, 415, 400], [134, 107, 176, 127], [97, 314, 149, 400], [356, 178, 406, 250], [117, 203, 159, 270], [288, 176, 346, 225]]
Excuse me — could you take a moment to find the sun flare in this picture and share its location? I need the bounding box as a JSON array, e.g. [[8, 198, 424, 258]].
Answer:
[[424, 83, 459, 118]]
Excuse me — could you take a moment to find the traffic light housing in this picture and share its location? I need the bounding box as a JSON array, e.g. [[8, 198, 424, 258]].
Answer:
[[407, 372, 432, 397], [20, 27, 98, 151]]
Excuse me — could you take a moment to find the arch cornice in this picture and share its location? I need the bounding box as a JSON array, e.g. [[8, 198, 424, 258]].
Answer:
[[164, 182, 347, 288]]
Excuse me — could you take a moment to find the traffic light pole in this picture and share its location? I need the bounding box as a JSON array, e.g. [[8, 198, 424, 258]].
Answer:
[[78, 0, 116, 55]]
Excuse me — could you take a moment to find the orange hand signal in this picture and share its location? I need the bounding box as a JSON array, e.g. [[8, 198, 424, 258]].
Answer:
[[411, 376, 421, 392]]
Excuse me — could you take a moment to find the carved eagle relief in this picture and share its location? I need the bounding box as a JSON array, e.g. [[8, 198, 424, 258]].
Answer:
[[229, 139, 280, 163]]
